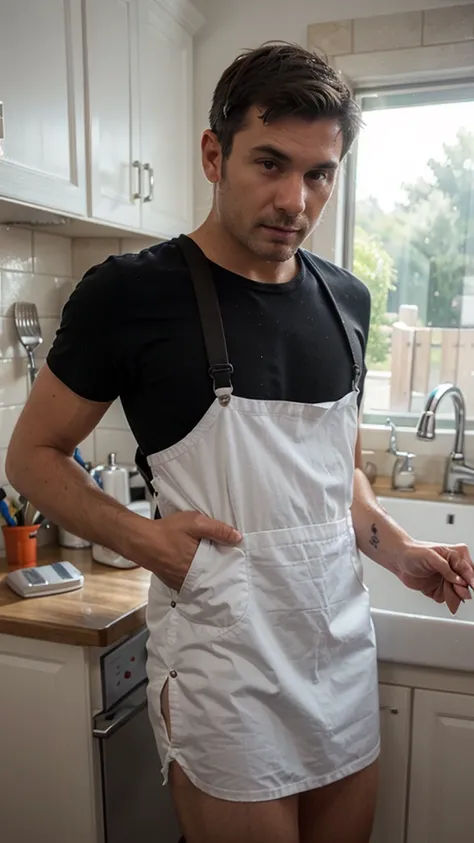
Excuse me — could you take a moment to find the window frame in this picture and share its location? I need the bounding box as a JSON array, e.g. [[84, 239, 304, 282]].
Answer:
[[342, 77, 474, 429]]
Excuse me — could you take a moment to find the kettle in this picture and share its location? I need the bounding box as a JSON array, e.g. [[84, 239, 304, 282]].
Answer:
[[91, 452, 130, 506]]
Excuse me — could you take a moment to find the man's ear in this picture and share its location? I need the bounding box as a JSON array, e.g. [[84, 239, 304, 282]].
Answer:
[[201, 130, 223, 184]]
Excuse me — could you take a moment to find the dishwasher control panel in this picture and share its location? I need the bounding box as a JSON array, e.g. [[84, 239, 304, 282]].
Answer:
[[101, 626, 149, 710]]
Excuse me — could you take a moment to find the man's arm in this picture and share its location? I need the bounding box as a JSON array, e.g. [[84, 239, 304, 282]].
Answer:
[[6, 365, 240, 588], [351, 429, 410, 575], [351, 427, 474, 613], [6, 365, 155, 562]]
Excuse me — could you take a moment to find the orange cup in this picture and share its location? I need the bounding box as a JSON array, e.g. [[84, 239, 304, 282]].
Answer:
[[2, 525, 39, 570]]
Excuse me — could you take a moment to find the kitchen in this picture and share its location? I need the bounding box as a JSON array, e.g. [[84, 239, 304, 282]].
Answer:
[[1, 1, 474, 843]]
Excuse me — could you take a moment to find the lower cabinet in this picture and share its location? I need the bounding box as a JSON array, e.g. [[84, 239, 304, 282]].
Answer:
[[406, 689, 474, 843], [371, 684, 411, 843], [372, 684, 474, 843], [1, 635, 474, 843]]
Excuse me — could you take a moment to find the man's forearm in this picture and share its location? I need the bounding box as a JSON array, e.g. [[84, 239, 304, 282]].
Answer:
[[6, 445, 156, 566], [351, 467, 412, 574]]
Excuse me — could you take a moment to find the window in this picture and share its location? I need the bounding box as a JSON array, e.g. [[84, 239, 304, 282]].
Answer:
[[345, 82, 474, 427]]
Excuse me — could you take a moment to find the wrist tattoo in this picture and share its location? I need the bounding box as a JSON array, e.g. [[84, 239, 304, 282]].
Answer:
[[369, 523, 380, 549]]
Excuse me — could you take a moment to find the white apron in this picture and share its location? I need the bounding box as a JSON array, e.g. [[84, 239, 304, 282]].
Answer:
[[146, 237, 380, 803]]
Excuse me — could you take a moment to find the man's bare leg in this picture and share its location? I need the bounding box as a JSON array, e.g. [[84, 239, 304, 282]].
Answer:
[[169, 760, 299, 843], [299, 760, 379, 843], [161, 682, 299, 843]]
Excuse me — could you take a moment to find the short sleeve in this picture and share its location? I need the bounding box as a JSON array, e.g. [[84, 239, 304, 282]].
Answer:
[[47, 258, 123, 402]]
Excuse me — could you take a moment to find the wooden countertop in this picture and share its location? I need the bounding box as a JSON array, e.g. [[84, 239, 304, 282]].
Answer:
[[373, 476, 474, 504], [0, 545, 151, 648]]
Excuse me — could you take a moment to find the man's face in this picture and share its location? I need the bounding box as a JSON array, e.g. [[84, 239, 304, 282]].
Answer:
[[205, 107, 343, 263]]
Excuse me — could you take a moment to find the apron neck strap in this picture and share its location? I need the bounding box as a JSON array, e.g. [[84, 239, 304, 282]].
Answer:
[[300, 252, 362, 392], [175, 235, 234, 405]]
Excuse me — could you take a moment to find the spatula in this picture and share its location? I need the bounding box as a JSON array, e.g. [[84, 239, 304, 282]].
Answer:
[[13, 301, 43, 386]]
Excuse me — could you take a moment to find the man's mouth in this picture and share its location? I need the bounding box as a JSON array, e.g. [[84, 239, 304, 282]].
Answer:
[[261, 224, 301, 237]]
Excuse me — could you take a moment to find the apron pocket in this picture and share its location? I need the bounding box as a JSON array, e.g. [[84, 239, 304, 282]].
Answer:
[[177, 540, 249, 630], [245, 518, 366, 614]]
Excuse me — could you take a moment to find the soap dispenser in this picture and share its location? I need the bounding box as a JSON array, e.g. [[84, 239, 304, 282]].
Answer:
[[386, 418, 416, 491]]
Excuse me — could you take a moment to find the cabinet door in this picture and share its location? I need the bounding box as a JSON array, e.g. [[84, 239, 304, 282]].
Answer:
[[371, 684, 411, 843], [0, 0, 86, 216], [406, 689, 474, 843], [85, 0, 141, 228], [0, 635, 99, 843], [138, 0, 193, 238]]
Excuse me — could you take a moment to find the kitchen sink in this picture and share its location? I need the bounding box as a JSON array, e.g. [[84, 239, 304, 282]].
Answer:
[[362, 496, 474, 672]]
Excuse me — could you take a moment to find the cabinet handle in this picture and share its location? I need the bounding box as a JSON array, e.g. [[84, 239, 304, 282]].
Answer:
[[143, 162, 154, 202], [132, 160, 142, 200]]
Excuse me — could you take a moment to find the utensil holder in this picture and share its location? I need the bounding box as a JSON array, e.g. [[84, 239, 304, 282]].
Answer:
[[2, 525, 39, 569]]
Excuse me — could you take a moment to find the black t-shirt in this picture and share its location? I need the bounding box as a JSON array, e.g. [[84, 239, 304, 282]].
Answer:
[[47, 241, 370, 462]]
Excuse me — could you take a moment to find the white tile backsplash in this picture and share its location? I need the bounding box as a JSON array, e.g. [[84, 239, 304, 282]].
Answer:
[[0, 226, 136, 481], [119, 236, 157, 254], [94, 428, 136, 466], [99, 399, 129, 430], [0, 359, 28, 407], [0, 227, 33, 272], [0, 316, 21, 359], [0, 405, 22, 449], [33, 231, 72, 277], [1, 271, 73, 318]]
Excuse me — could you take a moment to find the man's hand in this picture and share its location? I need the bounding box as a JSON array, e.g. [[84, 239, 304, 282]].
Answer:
[[151, 511, 242, 591], [394, 542, 474, 615]]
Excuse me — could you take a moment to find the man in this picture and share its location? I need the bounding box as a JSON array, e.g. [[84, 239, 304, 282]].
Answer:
[[6, 43, 474, 843]]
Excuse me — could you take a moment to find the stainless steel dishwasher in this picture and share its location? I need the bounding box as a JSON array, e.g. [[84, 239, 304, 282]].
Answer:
[[93, 627, 183, 843]]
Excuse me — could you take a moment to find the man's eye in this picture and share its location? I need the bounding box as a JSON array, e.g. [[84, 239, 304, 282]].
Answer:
[[309, 171, 328, 182], [259, 160, 278, 172]]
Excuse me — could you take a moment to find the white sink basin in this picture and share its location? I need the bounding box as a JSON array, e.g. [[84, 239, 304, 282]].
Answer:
[[362, 495, 474, 672]]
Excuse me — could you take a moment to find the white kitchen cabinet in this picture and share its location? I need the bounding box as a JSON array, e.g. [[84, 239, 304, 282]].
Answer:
[[84, 0, 141, 229], [138, 0, 194, 237], [371, 684, 412, 843], [407, 689, 474, 843], [85, 0, 202, 236], [0, 634, 99, 843], [0, 0, 87, 216]]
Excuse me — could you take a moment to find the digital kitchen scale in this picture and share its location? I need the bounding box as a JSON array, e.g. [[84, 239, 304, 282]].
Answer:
[[6, 561, 84, 598]]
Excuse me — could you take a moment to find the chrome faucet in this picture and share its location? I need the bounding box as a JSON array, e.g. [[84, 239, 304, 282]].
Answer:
[[416, 383, 474, 495]]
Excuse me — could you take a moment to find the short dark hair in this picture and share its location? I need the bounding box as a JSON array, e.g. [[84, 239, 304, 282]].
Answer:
[[209, 42, 362, 161]]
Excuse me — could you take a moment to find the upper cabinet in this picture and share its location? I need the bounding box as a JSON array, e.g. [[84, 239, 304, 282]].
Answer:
[[0, 0, 87, 216], [138, 0, 194, 238], [0, 0, 203, 236], [84, 0, 141, 230], [85, 0, 202, 237]]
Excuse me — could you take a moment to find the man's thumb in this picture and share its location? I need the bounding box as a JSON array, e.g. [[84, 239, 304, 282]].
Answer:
[[192, 515, 242, 545]]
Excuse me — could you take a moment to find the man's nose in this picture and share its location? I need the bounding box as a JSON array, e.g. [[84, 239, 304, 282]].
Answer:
[[274, 174, 306, 218]]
